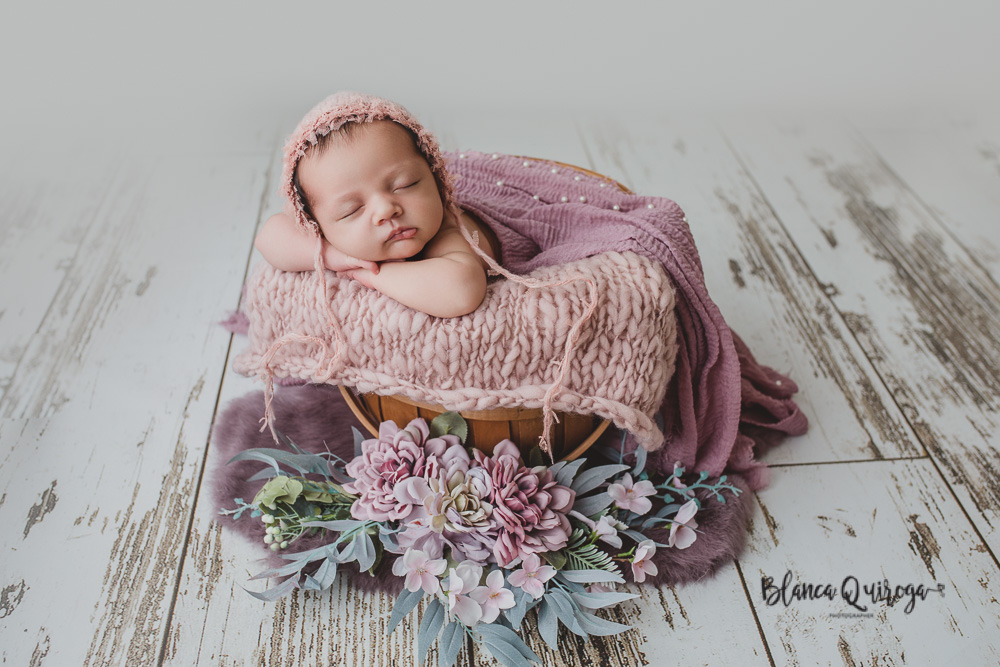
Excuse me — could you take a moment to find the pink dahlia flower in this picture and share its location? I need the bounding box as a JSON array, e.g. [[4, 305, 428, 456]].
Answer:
[[474, 440, 576, 567], [343, 418, 461, 522]]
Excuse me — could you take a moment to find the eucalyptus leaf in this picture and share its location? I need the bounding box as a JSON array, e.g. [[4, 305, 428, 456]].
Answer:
[[439, 621, 465, 667], [248, 467, 279, 482], [507, 587, 530, 628], [379, 526, 400, 552], [553, 458, 586, 487], [301, 573, 323, 591], [574, 609, 633, 636], [537, 599, 559, 650], [352, 426, 366, 458], [244, 576, 299, 601], [558, 569, 625, 585], [305, 519, 366, 532], [249, 558, 314, 581], [477, 624, 540, 663], [417, 599, 445, 665], [572, 492, 614, 517], [547, 461, 567, 477], [571, 590, 638, 609], [227, 450, 280, 476], [387, 587, 424, 635], [356, 531, 376, 572], [229, 448, 330, 476], [313, 557, 338, 590], [338, 538, 357, 563], [632, 445, 648, 476], [570, 464, 630, 495], [544, 588, 586, 636]]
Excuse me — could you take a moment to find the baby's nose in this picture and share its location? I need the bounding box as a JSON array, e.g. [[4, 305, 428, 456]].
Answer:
[[372, 197, 400, 224]]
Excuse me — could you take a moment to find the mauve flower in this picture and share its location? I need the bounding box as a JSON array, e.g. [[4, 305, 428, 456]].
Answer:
[[474, 441, 576, 567], [470, 570, 515, 623], [607, 473, 657, 515], [343, 418, 460, 522], [631, 540, 658, 583], [506, 553, 555, 599], [392, 548, 448, 594], [667, 499, 699, 549]]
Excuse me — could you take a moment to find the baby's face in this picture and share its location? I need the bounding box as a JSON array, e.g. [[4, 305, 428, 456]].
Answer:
[[297, 120, 444, 263]]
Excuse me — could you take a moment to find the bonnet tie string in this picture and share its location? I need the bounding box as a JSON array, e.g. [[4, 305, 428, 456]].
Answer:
[[257, 235, 347, 442], [454, 204, 599, 460]]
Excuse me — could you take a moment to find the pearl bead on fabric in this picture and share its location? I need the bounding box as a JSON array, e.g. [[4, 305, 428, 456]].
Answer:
[[647, 203, 655, 209], [613, 205, 621, 211], [497, 180, 504, 186], [579, 196, 587, 202], [560, 196, 569, 203]]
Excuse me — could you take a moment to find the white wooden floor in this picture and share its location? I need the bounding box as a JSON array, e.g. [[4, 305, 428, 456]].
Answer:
[[2, 110, 999, 666]]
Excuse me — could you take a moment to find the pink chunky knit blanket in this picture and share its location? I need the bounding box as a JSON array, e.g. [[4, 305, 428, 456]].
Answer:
[[232, 149, 807, 492], [234, 251, 679, 450]]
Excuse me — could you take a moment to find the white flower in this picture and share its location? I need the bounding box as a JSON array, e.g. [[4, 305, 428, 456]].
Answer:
[[593, 515, 627, 549], [631, 540, 658, 583], [607, 474, 657, 515], [391, 548, 447, 594], [469, 570, 515, 623], [667, 500, 699, 549]]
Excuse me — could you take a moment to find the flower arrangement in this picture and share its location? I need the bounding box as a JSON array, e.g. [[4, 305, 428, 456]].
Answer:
[[222, 413, 741, 667]]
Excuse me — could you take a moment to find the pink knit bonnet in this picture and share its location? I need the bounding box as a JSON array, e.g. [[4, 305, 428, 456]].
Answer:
[[280, 91, 455, 236]]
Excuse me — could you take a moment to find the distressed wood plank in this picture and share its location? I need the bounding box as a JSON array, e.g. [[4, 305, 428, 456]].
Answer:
[[851, 116, 1000, 280], [744, 459, 1000, 664], [720, 117, 1000, 550], [0, 150, 269, 666], [575, 114, 920, 466], [0, 155, 120, 399]]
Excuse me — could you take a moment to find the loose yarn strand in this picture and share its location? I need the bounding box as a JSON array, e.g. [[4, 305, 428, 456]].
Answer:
[[257, 236, 347, 442], [455, 205, 599, 459]]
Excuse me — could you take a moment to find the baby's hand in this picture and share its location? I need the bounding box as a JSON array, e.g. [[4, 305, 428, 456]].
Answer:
[[323, 241, 380, 275], [336, 267, 378, 290]]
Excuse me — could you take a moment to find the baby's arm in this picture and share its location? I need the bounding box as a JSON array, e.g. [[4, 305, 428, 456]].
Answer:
[[339, 219, 487, 318], [346, 253, 486, 318], [254, 213, 379, 273]]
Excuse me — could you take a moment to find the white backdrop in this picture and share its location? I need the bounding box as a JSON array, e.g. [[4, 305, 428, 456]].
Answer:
[[2, 0, 997, 154]]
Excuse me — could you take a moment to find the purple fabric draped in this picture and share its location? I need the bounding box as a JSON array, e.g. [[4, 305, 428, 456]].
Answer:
[[447, 151, 807, 490]]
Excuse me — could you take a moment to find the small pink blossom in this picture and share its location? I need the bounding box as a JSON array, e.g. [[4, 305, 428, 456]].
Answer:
[[469, 570, 515, 623], [392, 548, 447, 594], [631, 540, 658, 583], [607, 474, 657, 515], [447, 562, 485, 626], [506, 553, 556, 599], [593, 514, 627, 549], [667, 499, 699, 549]]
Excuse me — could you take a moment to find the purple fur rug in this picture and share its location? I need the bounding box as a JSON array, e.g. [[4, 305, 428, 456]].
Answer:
[[209, 383, 755, 594]]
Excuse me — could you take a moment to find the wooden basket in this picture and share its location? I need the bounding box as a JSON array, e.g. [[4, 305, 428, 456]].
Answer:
[[341, 157, 632, 462], [340, 387, 611, 462]]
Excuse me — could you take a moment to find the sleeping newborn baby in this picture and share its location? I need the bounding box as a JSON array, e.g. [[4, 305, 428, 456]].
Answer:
[[256, 108, 499, 318]]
